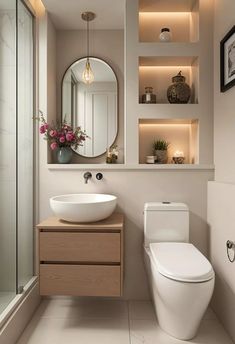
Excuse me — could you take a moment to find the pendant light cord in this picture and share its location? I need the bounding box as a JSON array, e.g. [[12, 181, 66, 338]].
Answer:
[[87, 19, 89, 60], [81, 11, 95, 83]]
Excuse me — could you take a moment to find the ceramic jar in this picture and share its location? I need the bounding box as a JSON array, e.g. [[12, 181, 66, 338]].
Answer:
[[167, 71, 191, 104], [159, 28, 172, 42]]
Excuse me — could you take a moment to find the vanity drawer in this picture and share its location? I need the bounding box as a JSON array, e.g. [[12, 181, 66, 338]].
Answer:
[[40, 264, 121, 296], [40, 232, 120, 262]]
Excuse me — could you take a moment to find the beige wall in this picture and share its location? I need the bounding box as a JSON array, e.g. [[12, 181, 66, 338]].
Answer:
[[208, 182, 235, 341], [208, 0, 235, 341], [213, 0, 235, 183]]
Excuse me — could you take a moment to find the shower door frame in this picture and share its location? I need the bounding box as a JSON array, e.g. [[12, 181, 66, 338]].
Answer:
[[0, 0, 37, 327], [16, 0, 37, 294]]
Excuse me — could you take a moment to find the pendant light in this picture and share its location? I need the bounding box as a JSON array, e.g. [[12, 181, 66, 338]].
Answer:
[[81, 11, 95, 84]]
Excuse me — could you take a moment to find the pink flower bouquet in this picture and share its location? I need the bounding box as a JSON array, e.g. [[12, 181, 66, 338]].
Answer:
[[38, 111, 87, 151]]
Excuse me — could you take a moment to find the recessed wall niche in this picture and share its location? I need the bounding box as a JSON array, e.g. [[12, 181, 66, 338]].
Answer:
[[139, 0, 199, 43], [139, 119, 199, 164], [139, 56, 199, 104]]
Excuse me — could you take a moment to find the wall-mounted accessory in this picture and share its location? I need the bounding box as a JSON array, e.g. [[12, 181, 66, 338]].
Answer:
[[146, 156, 155, 164], [81, 11, 96, 84], [226, 240, 235, 263], [172, 150, 185, 164], [159, 28, 172, 42], [220, 25, 235, 92], [62, 57, 118, 158], [106, 145, 119, 163], [96, 173, 103, 180], [38, 111, 87, 164], [153, 140, 170, 164], [142, 87, 157, 103], [167, 71, 191, 103]]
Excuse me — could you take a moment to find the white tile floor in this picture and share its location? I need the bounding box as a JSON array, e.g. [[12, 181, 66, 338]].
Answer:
[[16, 298, 233, 344]]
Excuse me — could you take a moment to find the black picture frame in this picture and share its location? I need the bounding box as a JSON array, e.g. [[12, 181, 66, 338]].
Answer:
[[220, 25, 235, 92]]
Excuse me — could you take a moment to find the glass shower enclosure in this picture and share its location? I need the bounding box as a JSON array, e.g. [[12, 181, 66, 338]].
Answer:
[[0, 0, 34, 315]]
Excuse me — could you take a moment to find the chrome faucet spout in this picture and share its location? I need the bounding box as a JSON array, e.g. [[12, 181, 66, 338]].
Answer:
[[83, 171, 92, 184]]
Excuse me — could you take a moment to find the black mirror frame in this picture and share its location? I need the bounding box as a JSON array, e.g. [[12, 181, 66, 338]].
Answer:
[[61, 56, 119, 158]]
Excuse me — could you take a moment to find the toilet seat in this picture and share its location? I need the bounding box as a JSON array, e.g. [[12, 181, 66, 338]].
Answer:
[[149, 242, 214, 283]]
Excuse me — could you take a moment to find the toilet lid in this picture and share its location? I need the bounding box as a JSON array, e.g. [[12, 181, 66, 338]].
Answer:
[[150, 242, 214, 283]]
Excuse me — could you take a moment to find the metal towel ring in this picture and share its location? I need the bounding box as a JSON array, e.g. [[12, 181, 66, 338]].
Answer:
[[226, 240, 235, 263]]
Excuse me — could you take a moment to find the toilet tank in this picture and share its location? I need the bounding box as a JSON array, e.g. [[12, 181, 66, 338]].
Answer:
[[144, 202, 189, 247]]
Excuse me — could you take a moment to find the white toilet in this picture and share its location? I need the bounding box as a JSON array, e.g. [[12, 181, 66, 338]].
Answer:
[[143, 202, 215, 340]]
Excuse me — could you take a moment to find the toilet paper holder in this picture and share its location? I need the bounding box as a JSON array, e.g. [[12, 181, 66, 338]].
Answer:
[[226, 240, 235, 263]]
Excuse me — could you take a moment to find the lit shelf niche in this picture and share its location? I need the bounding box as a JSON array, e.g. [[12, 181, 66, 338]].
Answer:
[[139, 56, 199, 104], [139, 118, 199, 164], [139, 0, 199, 43]]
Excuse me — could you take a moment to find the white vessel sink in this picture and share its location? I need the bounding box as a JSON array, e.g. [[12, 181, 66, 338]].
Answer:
[[50, 193, 117, 223]]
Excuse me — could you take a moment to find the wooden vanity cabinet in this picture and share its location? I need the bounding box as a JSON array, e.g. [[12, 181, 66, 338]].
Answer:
[[36, 213, 124, 297]]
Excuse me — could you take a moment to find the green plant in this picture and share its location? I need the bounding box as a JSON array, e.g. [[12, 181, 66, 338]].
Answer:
[[153, 139, 170, 151]]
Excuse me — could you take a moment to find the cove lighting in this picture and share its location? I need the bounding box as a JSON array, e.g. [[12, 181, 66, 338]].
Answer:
[[139, 123, 191, 128], [139, 66, 192, 69], [139, 12, 191, 16]]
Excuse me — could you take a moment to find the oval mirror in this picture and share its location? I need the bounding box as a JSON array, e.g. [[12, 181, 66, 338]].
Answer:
[[62, 57, 118, 157]]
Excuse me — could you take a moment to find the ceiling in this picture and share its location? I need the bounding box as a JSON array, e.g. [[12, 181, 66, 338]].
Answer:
[[42, 0, 125, 30]]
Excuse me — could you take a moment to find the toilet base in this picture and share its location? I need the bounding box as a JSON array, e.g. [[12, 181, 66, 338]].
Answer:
[[144, 247, 215, 340]]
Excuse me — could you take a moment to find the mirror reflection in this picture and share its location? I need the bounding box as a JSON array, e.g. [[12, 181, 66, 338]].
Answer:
[[62, 57, 118, 157]]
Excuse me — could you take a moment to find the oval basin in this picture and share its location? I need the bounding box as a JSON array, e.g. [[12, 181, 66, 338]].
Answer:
[[50, 193, 117, 223]]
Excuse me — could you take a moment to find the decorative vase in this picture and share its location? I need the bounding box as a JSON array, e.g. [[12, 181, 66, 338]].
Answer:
[[155, 150, 168, 164], [57, 147, 73, 164], [167, 71, 191, 104], [159, 28, 172, 42]]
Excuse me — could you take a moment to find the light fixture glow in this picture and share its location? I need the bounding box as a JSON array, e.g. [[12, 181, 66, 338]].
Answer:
[[173, 150, 185, 158], [81, 11, 95, 85], [82, 59, 94, 84]]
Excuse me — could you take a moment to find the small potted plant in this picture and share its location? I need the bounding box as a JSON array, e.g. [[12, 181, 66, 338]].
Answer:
[[153, 139, 170, 164], [38, 111, 87, 164]]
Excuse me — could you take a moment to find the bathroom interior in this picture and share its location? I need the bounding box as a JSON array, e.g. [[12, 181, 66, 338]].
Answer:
[[0, 0, 235, 343]]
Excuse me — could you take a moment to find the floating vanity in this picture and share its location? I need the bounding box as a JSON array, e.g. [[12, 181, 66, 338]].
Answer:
[[36, 213, 124, 297]]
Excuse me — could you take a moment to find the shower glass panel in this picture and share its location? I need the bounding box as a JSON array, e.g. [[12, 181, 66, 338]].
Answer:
[[17, 0, 34, 291], [0, 0, 17, 313], [0, 0, 34, 315]]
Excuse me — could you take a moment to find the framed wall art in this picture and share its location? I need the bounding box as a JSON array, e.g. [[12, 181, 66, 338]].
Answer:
[[221, 25, 235, 92]]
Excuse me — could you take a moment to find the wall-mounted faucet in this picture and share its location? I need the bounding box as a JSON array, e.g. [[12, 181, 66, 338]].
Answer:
[[83, 172, 92, 184]]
